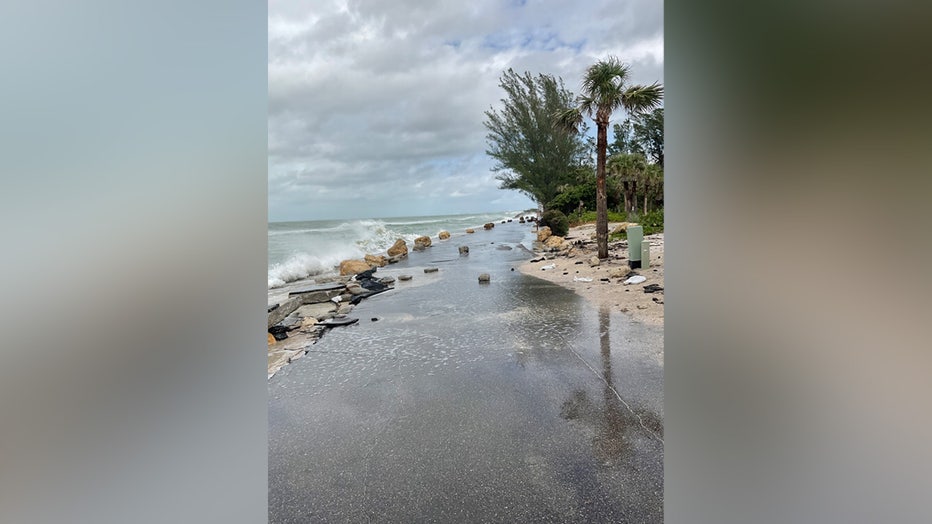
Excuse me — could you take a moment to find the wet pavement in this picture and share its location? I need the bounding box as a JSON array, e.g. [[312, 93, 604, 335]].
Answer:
[[268, 223, 664, 523]]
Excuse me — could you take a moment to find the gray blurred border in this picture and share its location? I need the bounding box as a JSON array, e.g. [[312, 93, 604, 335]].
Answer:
[[666, 1, 932, 522], [0, 1, 267, 522]]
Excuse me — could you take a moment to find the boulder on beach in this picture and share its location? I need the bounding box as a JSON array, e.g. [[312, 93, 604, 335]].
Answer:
[[589, 256, 601, 267], [466, 228, 475, 234], [364, 254, 387, 267], [387, 239, 408, 257], [483, 222, 494, 230], [414, 235, 432, 249], [340, 259, 372, 276], [459, 245, 469, 255], [424, 267, 439, 273], [611, 222, 637, 235], [609, 267, 632, 279], [544, 235, 564, 249], [478, 273, 490, 283], [537, 226, 552, 242], [398, 274, 413, 281], [438, 230, 451, 240]]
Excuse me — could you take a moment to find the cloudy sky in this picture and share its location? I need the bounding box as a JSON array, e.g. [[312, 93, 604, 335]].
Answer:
[[268, 0, 663, 222]]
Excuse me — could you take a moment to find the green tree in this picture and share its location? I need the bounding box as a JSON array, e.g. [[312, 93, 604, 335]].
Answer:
[[608, 120, 636, 156], [639, 162, 663, 213], [484, 69, 590, 210], [633, 107, 664, 168], [607, 153, 648, 217], [609, 107, 664, 167], [557, 57, 663, 259]]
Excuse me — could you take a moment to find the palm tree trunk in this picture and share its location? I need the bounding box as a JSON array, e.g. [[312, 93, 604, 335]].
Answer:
[[643, 192, 647, 214], [596, 122, 609, 259]]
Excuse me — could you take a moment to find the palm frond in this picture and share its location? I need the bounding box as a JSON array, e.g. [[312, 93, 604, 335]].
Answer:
[[620, 82, 664, 115], [553, 107, 584, 134]]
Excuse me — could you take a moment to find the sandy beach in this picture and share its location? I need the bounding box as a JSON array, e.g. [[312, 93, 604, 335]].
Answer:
[[518, 223, 664, 326]]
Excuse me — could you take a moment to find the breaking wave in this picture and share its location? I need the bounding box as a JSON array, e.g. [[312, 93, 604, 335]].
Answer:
[[268, 212, 524, 289]]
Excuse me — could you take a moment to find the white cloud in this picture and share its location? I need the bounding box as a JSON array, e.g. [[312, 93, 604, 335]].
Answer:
[[268, 0, 664, 221]]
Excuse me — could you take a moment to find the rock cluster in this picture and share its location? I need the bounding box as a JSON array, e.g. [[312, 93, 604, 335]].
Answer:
[[267, 269, 396, 378]]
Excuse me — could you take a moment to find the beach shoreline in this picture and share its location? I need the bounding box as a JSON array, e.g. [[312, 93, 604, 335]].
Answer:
[[517, 223, 664, 326]]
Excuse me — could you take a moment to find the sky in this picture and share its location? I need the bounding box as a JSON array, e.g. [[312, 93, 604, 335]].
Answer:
[[268, 0, 663, 222]]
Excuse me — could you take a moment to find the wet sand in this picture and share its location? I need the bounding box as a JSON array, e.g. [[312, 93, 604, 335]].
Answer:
[[268, 221, 663, 522], [519, 223, 664, 326]]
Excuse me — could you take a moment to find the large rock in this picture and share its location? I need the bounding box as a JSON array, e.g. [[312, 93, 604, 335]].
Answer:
[[478, 273, 491, 282], [611, 222, 638, 235], [438, 230, 451, 240], [459, 245, 469, 255], [387, 239, 408, 257], [544, 235, 564, 249], [364, 254, 387, 267], [414, 236, 432, 249], [589, 256, 601, 267], [483, 222, 494, 230], [537, 226, 552, 242], [465, 228, 475, 234], [339, 259, 371, 276]]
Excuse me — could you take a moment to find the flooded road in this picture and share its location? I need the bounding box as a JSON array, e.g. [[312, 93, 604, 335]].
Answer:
[[268, 223, 663, 522]]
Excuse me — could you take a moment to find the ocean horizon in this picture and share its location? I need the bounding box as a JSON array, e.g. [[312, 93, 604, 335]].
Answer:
[[268, 210, 536, 290]]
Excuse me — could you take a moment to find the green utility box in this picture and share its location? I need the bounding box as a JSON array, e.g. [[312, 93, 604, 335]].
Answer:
[[627, 225, 643, 268]]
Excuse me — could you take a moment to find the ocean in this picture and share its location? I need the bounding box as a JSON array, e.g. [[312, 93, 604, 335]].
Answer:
[[267, 211, 531, 289]]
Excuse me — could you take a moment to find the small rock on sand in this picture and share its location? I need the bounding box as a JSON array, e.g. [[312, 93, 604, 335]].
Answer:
[[398, 274, 413, 281], [424, 267, 439, 273], [478, 273, 491, 282]]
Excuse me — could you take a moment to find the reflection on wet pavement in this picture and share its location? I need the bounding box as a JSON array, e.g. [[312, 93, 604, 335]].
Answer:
[[269, 225, 663, 523]]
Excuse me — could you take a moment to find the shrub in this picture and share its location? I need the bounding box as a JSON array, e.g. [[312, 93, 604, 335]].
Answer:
[[540, 209, 569, 236], [567, 210, 628, 226], [547, 183, 596, 216]]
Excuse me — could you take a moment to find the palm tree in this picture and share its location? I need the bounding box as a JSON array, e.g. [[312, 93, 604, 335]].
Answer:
[[607, 152, 648, 218], [558, 57, 662, 259]]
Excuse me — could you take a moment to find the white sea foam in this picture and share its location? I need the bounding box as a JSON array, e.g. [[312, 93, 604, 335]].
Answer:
[[268, 252, 346, 288], [268, 212, 524, 289]]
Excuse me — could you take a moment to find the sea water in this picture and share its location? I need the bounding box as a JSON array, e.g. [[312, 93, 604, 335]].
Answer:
[[267, 211, 528, 289]]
